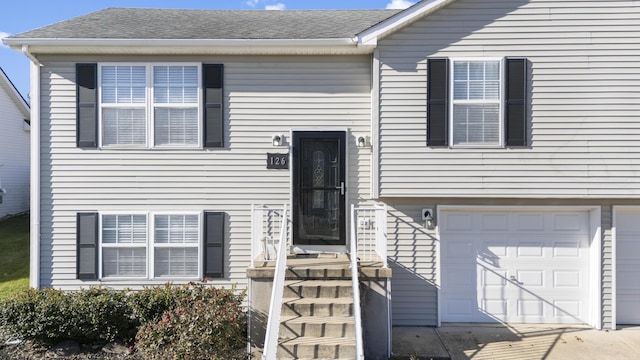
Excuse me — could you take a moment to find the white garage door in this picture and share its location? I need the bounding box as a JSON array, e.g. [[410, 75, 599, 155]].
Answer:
[[615, 209, 640, 324], [440, 209, 591, 324]]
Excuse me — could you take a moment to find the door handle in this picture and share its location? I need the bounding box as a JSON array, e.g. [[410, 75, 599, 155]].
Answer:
[[337, 182, 345, 195], [510, 275, 522, 285]]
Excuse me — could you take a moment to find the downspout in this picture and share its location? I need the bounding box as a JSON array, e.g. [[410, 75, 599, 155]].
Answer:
[[23, 45, 41, 289]]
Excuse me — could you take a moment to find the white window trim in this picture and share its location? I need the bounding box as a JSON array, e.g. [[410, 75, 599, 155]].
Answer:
[[448, 57, 505, 148], [98, 63, 203, 150], [98, 211, 203, 281]]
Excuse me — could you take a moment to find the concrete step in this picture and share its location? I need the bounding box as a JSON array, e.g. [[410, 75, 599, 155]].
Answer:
[[283, 279, 353, 299], [279, 315, 355, 339], [281, 297, 354, 317], [277, 336, 356, 359], [286, 267, 352, 279]]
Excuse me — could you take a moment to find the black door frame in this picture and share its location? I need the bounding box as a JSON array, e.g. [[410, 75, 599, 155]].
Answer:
[[291, 130, 346, 246]]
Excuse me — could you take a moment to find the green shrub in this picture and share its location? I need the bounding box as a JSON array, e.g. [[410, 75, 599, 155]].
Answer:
[[0, 287, 135, 345], [0, 283, 248, 358], [134, 284, 247, 360], [127, 283, 192, 325]]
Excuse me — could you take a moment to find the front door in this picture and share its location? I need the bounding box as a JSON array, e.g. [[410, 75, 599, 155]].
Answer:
[[292, 131, 346, 246]]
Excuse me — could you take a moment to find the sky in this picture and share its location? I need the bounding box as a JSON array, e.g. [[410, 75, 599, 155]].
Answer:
[[0, 0, 415, 101]]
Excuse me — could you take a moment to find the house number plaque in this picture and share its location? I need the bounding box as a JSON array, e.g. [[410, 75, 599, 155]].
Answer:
[[267, 153, 289, 169]]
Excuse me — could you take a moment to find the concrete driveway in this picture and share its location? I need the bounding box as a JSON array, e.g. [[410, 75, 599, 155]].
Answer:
[[391, 323, 640, 360]]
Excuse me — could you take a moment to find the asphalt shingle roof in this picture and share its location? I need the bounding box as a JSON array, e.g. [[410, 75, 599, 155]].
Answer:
[[12, 8, 400, 40]]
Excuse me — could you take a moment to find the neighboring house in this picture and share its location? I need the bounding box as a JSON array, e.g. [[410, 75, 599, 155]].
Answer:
[[4, 0, 640, 356], [0, 67, 30, 218]]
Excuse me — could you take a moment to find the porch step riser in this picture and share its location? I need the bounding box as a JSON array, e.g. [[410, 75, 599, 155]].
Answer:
[[283, 285, 353, 299], [286, 269, 351, 279], [282, 302, 353, 317], [280, 322, 354, 339], [277, 343, 356, 359]]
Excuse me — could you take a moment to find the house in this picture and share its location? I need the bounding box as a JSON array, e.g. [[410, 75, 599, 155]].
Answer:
[[4, 0, 640, 358], [0, 67, 30, 218]]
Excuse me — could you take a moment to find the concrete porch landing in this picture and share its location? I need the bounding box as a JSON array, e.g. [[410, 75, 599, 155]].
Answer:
[[247, 253, 392, 279]]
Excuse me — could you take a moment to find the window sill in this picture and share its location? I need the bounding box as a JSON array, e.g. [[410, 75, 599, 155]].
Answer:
[[449, 144, 505, 149], [96, 146, 205, 151]]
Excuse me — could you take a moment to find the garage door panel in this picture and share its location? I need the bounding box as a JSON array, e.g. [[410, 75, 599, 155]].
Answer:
[[482, 300, 508, 316], [480, 213, 509, 231], [517, 242, 544, 257], [441, 209, 590, 324], [517, 270, 544, 287], [553, 301, 582, 319], [617, 271, 640, 291], [481, 268, 507, 287], [445, 241, 474, 260], [515, 213, 545, 231], [553, 270, 582, 288], [443, 214, 473, 231], [484, 242, 507, 257], [517, 300, 544, 317], [551, 213, 586, 232], [553, 241, 581, 257], [615, 208, 640, 325]]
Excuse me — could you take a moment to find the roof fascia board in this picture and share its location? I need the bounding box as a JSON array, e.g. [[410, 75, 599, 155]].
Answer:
[[358, 0, 457, 46], [3, 37, 357, 47], [0, 68, 30, 117], [4, 38, 376, 56]]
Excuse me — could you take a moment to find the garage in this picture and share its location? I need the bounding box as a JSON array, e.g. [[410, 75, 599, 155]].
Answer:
[[440, 208, 594, 324], [614, 208, 640, 325]]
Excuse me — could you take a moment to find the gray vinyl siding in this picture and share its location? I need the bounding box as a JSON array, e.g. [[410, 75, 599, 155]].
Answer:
[[38, 55, 372, 290], [385, 201, 439, 326], [0, 82, 29, 219], [376, 0, 640, 198]]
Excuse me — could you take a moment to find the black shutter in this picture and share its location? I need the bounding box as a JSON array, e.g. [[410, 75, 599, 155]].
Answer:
[[76, 64, 98, 148], [204, 212, 224, 278], [77, 212, 99, 280], [505, 58, 527, 146], [203, 64, 224, 148], [427, 58, 449, 147]]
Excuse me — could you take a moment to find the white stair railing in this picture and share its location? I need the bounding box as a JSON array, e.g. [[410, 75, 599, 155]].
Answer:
[[350, 204, 365, 360], [262, 205, 288, 360], [251, 205, 286, 267], [352, 204, 388, 267]]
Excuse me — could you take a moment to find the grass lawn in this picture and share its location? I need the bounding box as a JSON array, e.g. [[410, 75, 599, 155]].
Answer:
[[0, 214, 30, 300]]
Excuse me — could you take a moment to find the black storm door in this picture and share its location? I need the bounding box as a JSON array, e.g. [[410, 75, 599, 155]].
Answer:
[[292, 131, 346, 245]]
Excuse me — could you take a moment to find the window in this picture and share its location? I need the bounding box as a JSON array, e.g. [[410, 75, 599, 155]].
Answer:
[[153, 215, 200, 278], [153, 66, 199, 146], [452, 60, 501, 146], [76, 211, 225, 281], [101, 214, 148, 277], [77, 63, 223, 149], [99, 64, 200, 148], [427, 58, 527, 148], [101, 66, 148, 146], [98, 213, 202, 280]]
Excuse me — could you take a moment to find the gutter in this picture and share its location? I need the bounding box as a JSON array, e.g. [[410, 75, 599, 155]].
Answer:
[[22, 45, 41, 66], [24, 45, 41, 289], [6, 37, 357, 47], [5, 37, 376, 56]]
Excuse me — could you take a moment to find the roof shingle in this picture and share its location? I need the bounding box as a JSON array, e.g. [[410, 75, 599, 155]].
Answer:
[[12, 8, 400, 40]]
